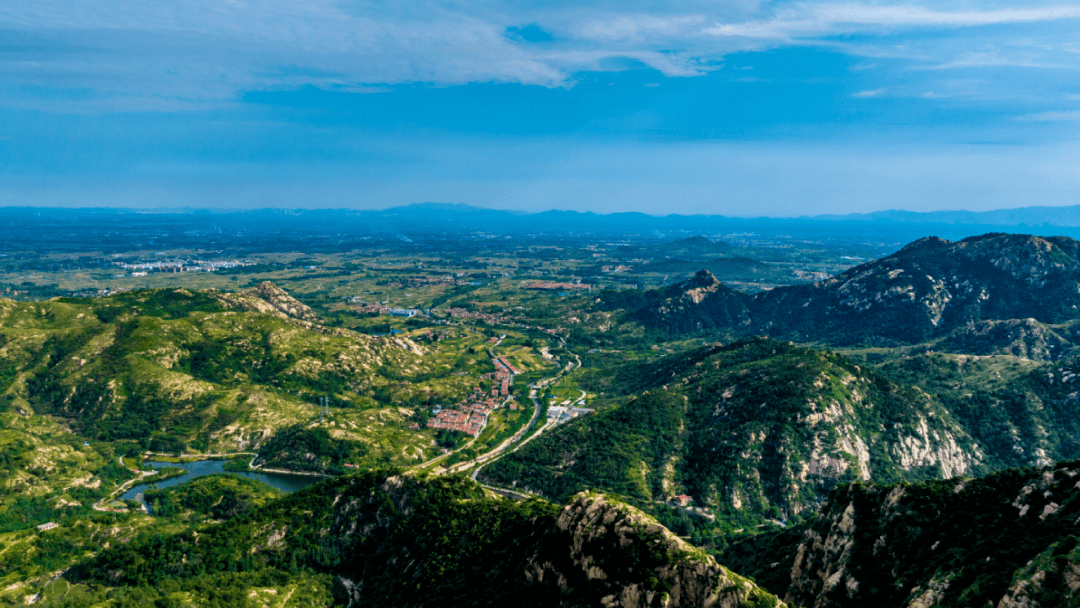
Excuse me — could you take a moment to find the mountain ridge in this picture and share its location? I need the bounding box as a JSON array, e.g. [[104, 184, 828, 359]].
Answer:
[[630, 233, 1080, 345]]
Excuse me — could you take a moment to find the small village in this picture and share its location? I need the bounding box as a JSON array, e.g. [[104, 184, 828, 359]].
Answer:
[[423, 356, 519, 437]]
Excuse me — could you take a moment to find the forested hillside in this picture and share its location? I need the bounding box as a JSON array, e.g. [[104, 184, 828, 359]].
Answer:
[[608, 234, 1080, 347], [482, 338, 988, 525]]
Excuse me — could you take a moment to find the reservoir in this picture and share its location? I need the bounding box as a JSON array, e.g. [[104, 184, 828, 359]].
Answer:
[[121, 460, 323, 511]]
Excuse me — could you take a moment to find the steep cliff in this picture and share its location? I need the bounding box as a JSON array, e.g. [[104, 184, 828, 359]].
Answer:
[[878, 353, 1080, 470]]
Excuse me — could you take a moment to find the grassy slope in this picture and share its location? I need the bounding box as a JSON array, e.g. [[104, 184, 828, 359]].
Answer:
[[0, 288, 489, 465]]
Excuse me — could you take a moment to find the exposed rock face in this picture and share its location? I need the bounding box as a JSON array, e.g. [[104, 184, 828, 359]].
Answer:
[[726, 462, 1080, 608], [526, 493, 782, 608], [639, 234, 1080, 344], [218, 281, 321, 321], [752, 234, 1080, 344], [296, 475, 784, 608]]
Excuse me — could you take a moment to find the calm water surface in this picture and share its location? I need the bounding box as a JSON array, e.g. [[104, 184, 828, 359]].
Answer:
[[121, 460, 322, 510]]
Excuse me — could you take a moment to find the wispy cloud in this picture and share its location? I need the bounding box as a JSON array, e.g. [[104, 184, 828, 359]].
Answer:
[[853, 88, 885, 97], [0, 0, 1078, 112], [704, 4, 1080, 38]]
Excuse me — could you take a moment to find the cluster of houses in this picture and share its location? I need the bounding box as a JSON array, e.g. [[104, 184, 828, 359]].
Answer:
[[423, 357, 520, 438], [425, 388, 505, 437], [491, 356, 518, 397]]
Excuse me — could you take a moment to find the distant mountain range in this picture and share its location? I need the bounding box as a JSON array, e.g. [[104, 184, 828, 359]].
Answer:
[[30, 201, 1080, 228], [5, 203, 1080, 247]]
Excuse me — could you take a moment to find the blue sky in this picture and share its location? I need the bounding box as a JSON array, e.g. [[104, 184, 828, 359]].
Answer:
[[0, 1, 1078, 216]]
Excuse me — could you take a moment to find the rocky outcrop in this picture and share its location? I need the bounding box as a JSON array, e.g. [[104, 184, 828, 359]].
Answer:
[[306, 475, 784, 608], [637, 234, 1080, 344], [757, 233, 1080, 344], [729, 462, 1080, 608], [526, 492, 782, 608], [634, 270, 751, 335], [217, 281, 320, 321]]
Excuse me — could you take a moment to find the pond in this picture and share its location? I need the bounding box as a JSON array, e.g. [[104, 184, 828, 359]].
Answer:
[[121, 460, 323, 512]]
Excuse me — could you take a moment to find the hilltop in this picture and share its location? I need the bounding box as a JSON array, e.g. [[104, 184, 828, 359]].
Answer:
[[630, 270, 751, 336]]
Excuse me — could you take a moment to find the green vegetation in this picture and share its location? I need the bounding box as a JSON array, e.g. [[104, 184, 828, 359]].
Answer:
[[58, 472, 778, 608], [255, 425, 364, 474], [484, 337, 988, 534], [724, 461, 1080, 608], [5, 230, 1080, 606], [145, 474, 283, 521], [483, 391, 686, 503]]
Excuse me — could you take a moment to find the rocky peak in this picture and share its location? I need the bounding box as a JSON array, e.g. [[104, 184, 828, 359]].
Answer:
[[243, 281, 320, 321], [527, 492, 783, 608], [954, 234, 1080, 287], [680, 269, 721, 292], [214, 281, 320, 321]]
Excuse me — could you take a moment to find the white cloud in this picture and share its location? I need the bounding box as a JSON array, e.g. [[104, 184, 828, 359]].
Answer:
[[0, 0, 1077, 111], [853, 88, 885, 97]]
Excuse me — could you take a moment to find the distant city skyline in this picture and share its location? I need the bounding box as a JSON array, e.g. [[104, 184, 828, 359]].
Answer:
[[1, 1, 1078, 215]]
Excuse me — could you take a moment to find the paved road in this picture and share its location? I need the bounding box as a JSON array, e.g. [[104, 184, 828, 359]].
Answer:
[[466, 341, 582, 484], [416, 335, 585, 491]]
